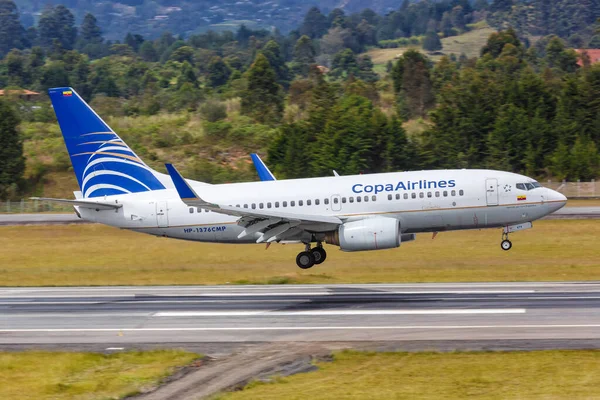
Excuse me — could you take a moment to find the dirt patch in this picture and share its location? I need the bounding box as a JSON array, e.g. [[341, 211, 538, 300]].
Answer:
[[130, 343, 331, 400]]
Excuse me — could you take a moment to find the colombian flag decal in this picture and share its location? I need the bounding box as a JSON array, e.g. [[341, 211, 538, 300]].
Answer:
[[62, 90, 73, 96], [517, 195, 527, 201]]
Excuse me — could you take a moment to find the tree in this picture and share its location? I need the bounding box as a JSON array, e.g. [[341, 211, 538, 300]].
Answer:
[[241, 53, 283, 124], [490, 0, 513, 13], [423, 31, 442, 51], [38, 5, 77, 50], [291, 35, 315, 77], [392, 50, 435, 119], [0, 99, 24, 198], [0, 0, 26, 57], [207, 56, 231, 88], [299, 7, 328, 39], [139, 41, 159, 62], [177, 61, 198, 89], [261, 40, 290, 87], [80, 13, 102, 43], [481, 29, 521, 58]]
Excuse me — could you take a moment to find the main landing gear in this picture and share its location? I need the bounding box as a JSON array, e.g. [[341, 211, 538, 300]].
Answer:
[[296, 243, 327, 269], [501, 232, 512, 251]]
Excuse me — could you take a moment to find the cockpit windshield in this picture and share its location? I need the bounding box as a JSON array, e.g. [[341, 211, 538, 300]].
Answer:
[[516, 181, 542, 191]]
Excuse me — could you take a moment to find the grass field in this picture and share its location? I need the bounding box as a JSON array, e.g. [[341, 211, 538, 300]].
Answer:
[[0, 350, 198, 400], [365, 24, 496, 68], [1, 220, 599, 286], [217, 350, 600, 400]]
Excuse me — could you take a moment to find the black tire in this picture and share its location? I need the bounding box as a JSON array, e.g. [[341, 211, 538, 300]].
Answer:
[[501, 239, 512, 251], [311, 247, 327, 264], [296, 251, 315, 269]]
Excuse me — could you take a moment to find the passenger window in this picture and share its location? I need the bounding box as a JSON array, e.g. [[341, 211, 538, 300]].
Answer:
[[259, 203, 264, 209], [451, 190, 456, 196], [349, 197, 354, 203], [342, 197, 347, 203], [435, 191, 440, 197], [315, 199, 320, 205], [427, 192, 432, 198], [275, 202, 279, 208], [283, 201, 287, 207], [299, 200, 303, 206], [267, 202, 272, 208], [459, 190, 464, 196], [356, 196, 361, 203], [404, 193, 408, 199], [411, 193, 416, 199], [235, 205, 240, 208], [372, 195, 376, 201], [291, 201, 295, 207], [333, 198, 339, 204], [443, 191, 448, 197], [244, 204, 248, 208], [516, 183, 526, 190], [307, 200, 311, 206], [388, 194, 393, 200], [419, 192, 424, 198], [324, 198, 329, 205], [189, 208, 194, 214], [364, 196, 369, 202], [252, 203, 256, 209], [396, 194, 400, 200]]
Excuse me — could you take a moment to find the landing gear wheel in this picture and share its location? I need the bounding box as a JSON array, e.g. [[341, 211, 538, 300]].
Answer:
[[501, 239, 512, 251], [296, 251, 315, 269], [311, 247, 327, 265]]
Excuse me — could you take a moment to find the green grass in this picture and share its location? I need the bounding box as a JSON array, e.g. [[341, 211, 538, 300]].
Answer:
[[1, 220, 599, 286], [217, 350, 600, 400], [0, 350, 199, 400], [218, 350, 600, 400], [365, 22, 496, 68]]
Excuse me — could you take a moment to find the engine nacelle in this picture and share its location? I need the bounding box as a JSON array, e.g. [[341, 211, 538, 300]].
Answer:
[[324, 217, 401, 252]]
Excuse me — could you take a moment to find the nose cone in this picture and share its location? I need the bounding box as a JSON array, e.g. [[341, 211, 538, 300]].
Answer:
[[546, 189, 567, 212]]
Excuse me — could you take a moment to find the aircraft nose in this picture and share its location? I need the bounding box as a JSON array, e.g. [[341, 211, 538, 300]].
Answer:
[[548, 189, 567, 203]]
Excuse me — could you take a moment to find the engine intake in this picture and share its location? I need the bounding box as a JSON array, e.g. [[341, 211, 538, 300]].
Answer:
[[324, 217, 401, 252]]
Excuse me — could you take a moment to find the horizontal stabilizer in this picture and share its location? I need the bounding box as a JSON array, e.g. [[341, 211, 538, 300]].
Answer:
[[30, 197, 122, 210]]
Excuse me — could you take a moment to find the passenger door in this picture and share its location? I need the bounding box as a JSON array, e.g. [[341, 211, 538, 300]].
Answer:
[[485, 178, 499, 206]]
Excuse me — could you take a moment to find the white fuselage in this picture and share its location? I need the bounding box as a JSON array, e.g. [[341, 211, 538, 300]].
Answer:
[[76, 169, 567, 245]]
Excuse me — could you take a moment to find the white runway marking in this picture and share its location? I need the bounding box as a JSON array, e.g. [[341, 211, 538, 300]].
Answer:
[[154, 309, 527, 317], [2, 324, 600, 333]]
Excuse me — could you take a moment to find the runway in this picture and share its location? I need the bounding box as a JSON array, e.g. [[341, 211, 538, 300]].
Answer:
[[2, 282, 600, 347]]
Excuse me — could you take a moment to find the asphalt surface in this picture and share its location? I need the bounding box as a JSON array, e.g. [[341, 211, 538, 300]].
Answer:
[[2, 282, 600, 349]]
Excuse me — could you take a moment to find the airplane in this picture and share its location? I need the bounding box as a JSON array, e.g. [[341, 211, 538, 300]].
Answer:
[[35, 87, 568, 269]]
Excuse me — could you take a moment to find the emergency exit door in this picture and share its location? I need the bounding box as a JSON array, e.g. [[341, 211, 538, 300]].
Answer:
[[485, 179, 499, 206], [156, 201, 169, 227]]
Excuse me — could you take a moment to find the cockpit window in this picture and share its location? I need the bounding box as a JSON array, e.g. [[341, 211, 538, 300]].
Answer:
[[517, 182, 542, 191]]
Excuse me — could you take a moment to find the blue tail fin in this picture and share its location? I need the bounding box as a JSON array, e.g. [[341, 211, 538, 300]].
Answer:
[[250, 153, 276, 181], [48, 87, 166, 198]]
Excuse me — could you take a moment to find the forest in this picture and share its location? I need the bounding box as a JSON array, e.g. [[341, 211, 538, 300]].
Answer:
[[0, 0, 599, 199]]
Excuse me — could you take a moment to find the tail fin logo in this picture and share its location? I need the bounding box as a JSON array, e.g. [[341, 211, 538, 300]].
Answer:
[[48, 87, 165, 198]]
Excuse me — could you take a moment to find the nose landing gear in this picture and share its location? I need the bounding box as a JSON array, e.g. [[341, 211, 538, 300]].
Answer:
[[296, 243, 327, 269], [501, 232, 512, 251]]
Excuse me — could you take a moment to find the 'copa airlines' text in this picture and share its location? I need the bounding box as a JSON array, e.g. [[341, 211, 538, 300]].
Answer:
[[352, 180, 456, 194]]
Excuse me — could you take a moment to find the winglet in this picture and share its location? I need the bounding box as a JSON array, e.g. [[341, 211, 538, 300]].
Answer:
[[250, 153, 276, 181], [165, 163, 214, 207]]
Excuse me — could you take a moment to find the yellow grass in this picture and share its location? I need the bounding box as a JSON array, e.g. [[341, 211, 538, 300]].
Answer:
[[566, 199, 600, 207], [218, 350, 600, 400], [0, 350, 198, 400], [0, 220, 599, 286]]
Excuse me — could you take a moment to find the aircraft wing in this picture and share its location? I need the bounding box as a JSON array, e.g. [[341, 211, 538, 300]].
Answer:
[[165, 164, 341, 242], [250, 153, 276, 181], [30, 197, 123, 210]]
